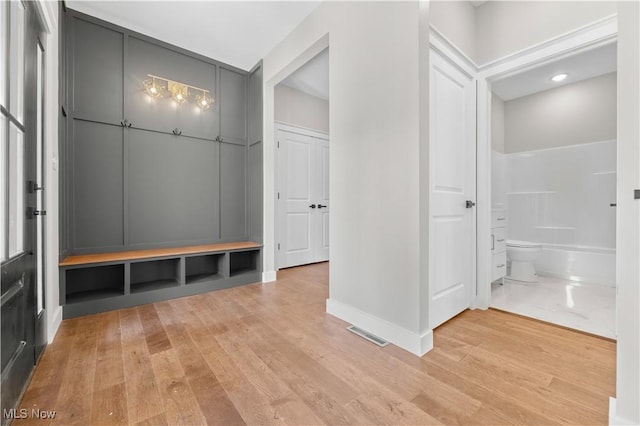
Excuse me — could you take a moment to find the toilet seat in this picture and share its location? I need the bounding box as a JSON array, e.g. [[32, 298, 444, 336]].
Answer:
[[507, 240, 541, 249]]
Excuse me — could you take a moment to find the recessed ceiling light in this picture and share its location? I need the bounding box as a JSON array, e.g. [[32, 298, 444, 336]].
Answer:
[[551, 73, 568, 82]]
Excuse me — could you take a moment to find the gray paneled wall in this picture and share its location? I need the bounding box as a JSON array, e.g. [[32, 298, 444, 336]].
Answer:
[[71, 121, 123, 250], [127, 129, 219, 246], [247, 63, 263, 243], [220, 68, 247, 142], [62, 10, 260, 254], [71, 18, 123, 124]]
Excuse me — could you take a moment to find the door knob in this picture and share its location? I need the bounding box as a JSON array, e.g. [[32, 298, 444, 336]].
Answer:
[[466, 200, 476, 208], [309, 204, 317, 209], [318, 204, 327, 209]]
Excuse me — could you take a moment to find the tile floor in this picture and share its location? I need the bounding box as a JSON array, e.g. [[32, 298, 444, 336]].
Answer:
[[491, 275, 616, 339]]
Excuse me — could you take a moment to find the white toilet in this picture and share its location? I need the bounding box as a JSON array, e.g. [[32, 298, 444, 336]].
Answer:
[[506, 240, 542, 283]]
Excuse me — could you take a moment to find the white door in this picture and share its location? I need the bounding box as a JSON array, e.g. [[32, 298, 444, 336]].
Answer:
[[276, 126, 329, 269], [428, 48, 477, 329]]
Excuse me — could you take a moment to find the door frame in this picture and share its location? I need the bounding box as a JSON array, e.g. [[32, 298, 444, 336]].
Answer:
[[473, 15, 618, 309], [274, 121, 329, 270], [430, 14, 618, 311]]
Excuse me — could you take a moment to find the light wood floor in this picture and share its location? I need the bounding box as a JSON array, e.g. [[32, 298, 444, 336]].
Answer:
[[16, 263, 615, 425]]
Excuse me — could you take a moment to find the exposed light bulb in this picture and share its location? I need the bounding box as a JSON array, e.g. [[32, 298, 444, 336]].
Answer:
[[551, 73, 567, 82], [196, 92, 213, 110], [176, 93, 183, 100], [144, 77, 164, 99]]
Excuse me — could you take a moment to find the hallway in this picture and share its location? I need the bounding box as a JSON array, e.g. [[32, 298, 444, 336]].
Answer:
[[16, 263, 615, 425]]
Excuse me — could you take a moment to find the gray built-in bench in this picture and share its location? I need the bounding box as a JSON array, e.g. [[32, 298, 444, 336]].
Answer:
[[59, 242, 262, 318]]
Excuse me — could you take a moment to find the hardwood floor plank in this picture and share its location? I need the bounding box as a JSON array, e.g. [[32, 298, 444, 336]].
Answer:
[[215, 329, 327, 425], [149, 348, 207, 425], [94, 311, 125, 391], [16, 321, 78, 420], [119, 308, 165, 424], [137, 304, 172, 355], [17, 262, 615, 426], [153, 299, 247, 424], [50, 314, 101, 425], [89, 383, 129, 425]]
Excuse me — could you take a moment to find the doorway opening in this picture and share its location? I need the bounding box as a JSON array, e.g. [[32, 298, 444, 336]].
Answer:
[[274, 48, 329, 270], [487, 42, 617, 339]]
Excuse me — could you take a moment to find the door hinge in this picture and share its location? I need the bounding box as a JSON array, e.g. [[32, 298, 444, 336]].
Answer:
[[277, 141, 280, 148], [278, 243, 280, 250], [635, 189, 640, 199], [277, 192, 280, 199]]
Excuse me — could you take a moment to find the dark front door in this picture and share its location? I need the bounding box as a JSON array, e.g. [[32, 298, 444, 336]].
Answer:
[[1, 1, 46, 422]]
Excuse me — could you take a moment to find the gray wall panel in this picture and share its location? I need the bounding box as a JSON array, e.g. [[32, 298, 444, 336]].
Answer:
[[72, 120, 124, 250], [248, 65, 263, 144], [247, 64, 263, 243], [220, 68, 246, 141], [128, 129, 218, 246], [71, 18, 123, 124], [248, 142, 263, 243], [220, 143, 247, 240], [126, 37, 218, 140]]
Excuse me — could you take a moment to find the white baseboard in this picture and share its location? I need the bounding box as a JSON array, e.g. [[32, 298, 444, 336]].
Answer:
[[326, 298, 433, 356], [47, 306, 63, 344], [262, 270, 277, 283], [609, 397, 638, 426]]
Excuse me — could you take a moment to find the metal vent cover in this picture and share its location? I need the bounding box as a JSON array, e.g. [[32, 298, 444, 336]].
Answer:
[[346, 325, 389, 347]]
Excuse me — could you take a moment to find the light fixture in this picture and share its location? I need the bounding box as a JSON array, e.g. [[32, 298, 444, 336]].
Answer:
[[195, 91, 213, 110], [551, 73, 568, 82], [168, 80, 189, 104], [143, 74, 213, 109], [143, 76, 165, 99]]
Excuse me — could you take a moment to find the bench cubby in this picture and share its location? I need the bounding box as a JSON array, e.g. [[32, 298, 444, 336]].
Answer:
[[130, 258, 182, 293], [59, 242, 261, 318], [185, 253, 226, 284], [229, 249, 260, 277], [65, 264, 125, 304]]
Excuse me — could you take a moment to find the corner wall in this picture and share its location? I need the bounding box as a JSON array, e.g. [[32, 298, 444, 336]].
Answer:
[[263, 2, 430, 354], [613, 1, 640, 424]]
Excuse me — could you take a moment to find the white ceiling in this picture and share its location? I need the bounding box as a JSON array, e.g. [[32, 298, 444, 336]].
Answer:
[[66, 1, 321, 71], [280, 48, 329, 100], [492, 42, 617, 101]]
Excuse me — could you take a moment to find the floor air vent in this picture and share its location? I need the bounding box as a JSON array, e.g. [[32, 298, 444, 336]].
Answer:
[[346, 325, 389, 347]]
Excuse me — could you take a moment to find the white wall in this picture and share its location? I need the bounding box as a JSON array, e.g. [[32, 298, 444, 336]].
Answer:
[[504, 73, 617, 153], [475, 1, 617, 65], [614, 1, 640, 424], [274, 84, 329, 133], [263, 2, 431, 354], [491, 93, 504, 153], [429, 0, 476, 60]]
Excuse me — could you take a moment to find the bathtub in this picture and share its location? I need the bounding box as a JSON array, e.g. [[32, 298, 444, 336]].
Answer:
[[534, 243, 615, 287]]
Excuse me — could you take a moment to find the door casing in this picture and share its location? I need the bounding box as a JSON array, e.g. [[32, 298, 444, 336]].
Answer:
[[275, 122, 329, 269]]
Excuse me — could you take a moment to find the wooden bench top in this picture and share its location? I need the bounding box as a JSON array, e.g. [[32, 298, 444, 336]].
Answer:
[[59, 241, 262, 267]]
